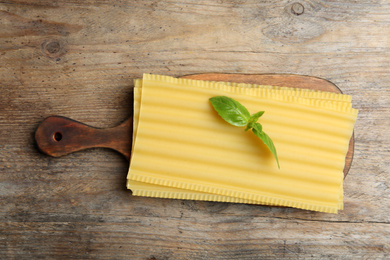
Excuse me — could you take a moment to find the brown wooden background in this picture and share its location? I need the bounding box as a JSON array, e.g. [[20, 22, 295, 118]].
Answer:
[[1, 0, 389, 259]]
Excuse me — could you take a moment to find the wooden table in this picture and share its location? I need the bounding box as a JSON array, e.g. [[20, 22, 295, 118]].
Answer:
[[1, 1, 389, 259]]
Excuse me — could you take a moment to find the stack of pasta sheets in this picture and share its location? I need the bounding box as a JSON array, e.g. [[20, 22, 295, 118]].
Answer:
[[127, 74, 358, 213]]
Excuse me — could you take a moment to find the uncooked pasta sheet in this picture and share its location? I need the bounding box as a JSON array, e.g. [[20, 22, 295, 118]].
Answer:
[[127, 74, 357, 213]]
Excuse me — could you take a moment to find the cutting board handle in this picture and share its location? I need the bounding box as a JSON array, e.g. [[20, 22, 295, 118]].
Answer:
[[35, 116, 132, 160]]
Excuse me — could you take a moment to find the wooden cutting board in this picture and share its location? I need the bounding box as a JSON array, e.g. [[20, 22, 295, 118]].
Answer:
[[35, 73, 354, 178]]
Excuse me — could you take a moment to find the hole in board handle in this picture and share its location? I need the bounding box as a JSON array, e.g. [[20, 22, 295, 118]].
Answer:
[[53, 132, 63, 142]]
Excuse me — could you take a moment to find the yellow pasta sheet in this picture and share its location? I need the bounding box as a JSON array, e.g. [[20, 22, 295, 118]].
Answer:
[[127, 74, 357, 213], [130, 78, 345, 209]]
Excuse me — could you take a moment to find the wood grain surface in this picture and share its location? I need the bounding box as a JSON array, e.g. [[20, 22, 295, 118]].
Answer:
[[1, 0, 389, 259]]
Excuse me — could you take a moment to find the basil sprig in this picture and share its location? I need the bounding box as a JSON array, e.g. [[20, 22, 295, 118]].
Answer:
[[209, 96, 280, 169]]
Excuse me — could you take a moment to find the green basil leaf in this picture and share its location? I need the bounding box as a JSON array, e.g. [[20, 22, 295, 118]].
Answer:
[[252, 123, 280, 169], [210, 96, 280, 169], [245, 112, 264, 131], [249, 111, 265, 124], [209, 96, 250, 127], [244, 122, 254, 131], [251, 122, 262, 133]]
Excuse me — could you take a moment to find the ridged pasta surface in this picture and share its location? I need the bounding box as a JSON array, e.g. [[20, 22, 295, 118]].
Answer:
[[127, 74, 357, 213]]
